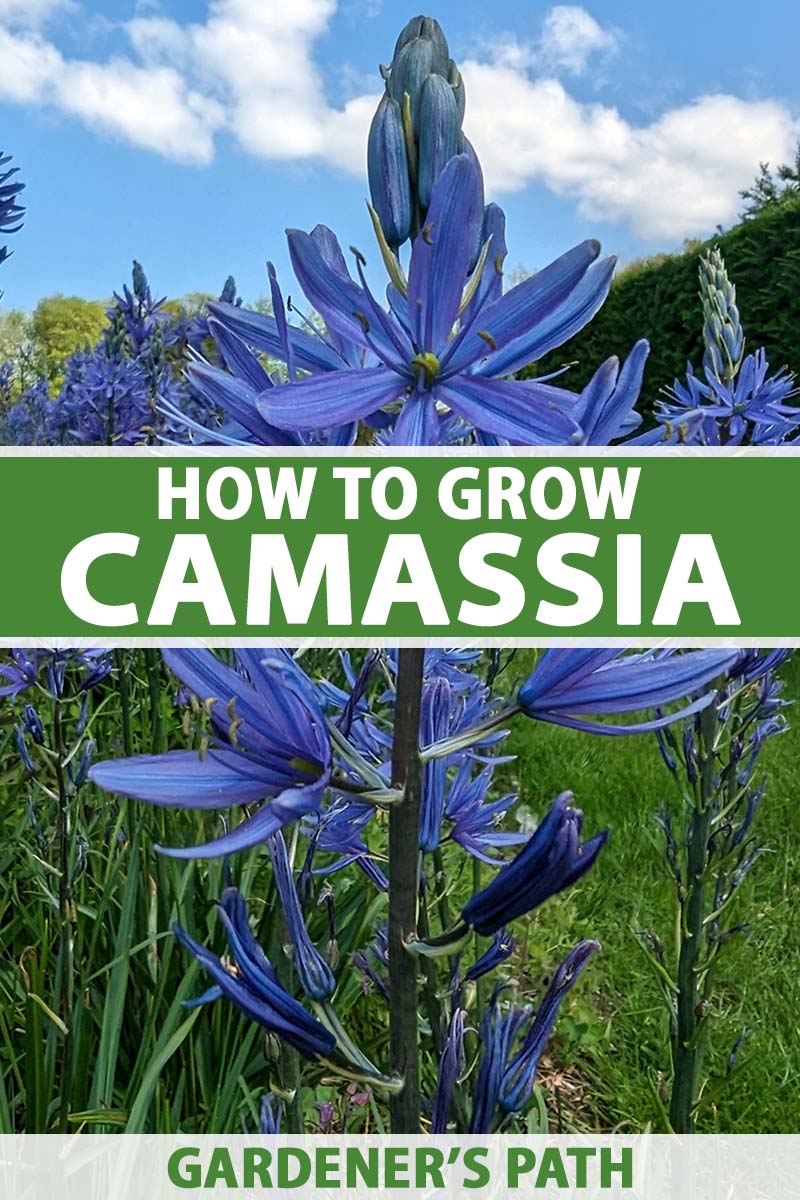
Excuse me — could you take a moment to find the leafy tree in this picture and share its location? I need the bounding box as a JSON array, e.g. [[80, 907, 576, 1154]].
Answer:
[[30, 295, 107, 390], [740, 143, 800, 217]]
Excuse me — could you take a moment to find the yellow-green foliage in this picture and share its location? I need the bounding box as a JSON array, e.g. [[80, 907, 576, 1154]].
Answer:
[[31, 294, 107, 391]]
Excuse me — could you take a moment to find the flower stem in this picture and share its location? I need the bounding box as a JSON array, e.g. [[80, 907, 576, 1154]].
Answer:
[[53, 694, 74, 1133], [388, 648, 425, 1133], [669, 703, 716, 1133], [115, 649, 133, 757]]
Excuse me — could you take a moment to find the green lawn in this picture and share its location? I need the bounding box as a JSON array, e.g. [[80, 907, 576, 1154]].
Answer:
[[504, 657, 800, 1133]]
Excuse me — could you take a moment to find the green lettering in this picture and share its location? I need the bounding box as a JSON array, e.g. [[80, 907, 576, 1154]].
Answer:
[[464, 1148, 490, 1189], [243, 1149, 272, 1188], [167, 1148, 201, 1189], [204, 1149, 237, 1189], [536, 1149, 568, 1189]]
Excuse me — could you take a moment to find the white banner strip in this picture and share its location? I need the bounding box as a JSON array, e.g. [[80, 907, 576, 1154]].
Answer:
[[0, 1135, 795, 1200]]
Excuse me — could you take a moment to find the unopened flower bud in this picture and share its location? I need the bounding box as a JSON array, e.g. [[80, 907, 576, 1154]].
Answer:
[[367, 94, 412, 249], [389, 36, 439, 126], [23, 704, 45, 745], [392, 16, 450, 76], [418, 73, 461, 209]]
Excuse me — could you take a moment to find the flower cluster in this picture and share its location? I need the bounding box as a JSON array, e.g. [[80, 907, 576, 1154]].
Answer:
[[0, 149, 24, 270]]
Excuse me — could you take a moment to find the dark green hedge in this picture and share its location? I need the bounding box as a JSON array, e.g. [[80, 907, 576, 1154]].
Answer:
[[527, 197, 800, 414]]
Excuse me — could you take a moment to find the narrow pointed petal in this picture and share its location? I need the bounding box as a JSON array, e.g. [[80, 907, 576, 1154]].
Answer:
[[187, 361, 300, 446], [407, 154, 482, 351], [436, 375, 581, 444], [475, 255, 616, 378], [157, 779, 328, 859], [258, 368, 405, 432], [208, 317, 272, 393], [209, 300, 344, 374], [288, 230, 400, 363], [444, 239, 602, 375], [89, 749, 276, 809]]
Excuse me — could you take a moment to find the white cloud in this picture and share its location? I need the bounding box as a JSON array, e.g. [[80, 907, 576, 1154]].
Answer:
[[0, 0, 798, 241], [0, 0, 70, 27], [460, 62, 800, 238], [539, 5, 618, 75], [0, 28, 222, 162]]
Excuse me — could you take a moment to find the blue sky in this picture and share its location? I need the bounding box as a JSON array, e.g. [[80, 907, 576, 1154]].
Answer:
[[2, 0, 799, 310]]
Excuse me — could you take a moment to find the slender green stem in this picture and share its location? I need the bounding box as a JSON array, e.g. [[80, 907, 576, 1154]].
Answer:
[[388, 648, 425, 1133], [115, 649, 133, 757], [53, 695, 73, 1133], [669, 704, 716, 1133], [144, 650, 165, 755]]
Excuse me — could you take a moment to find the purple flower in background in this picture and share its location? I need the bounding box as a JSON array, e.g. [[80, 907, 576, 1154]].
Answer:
[[469, 990, 530, 1133], [573, 339, 649, 444], [267, 830, 336, 1001], [498, 939, 599, 1112], [431, 1008, 465, 1133], [461, 793, 607, 936], [90, 650, 331, 857], [469, 940, 598, 1130], [0, 650, 41, 698], [0, 150, 25, 268], [517, 648, 742, 735], [175, 888, 336, 1061], [445, 761, 526, 863], [259, 1093, 282, 1135], [464, 929, 516, 983]]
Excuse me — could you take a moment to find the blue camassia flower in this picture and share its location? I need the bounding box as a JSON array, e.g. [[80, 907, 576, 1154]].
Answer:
[[176, 887, 335, 1061], [517, 648, 742, 735], [633, 350, 798, 447], [90, 650, 331, 857], [202, 155, 615, 447], [497, 939, 599, 1114], [0, 150, 25, 267], [431, 1008, 466, 1133], [469, 940, 598, 1130], [267, 830, 336, 1001], [445, 761, 526, 864], [461, 792, 607, 936]]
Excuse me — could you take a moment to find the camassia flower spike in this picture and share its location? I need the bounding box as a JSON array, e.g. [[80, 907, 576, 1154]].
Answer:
[[253, 154, 614, 447]]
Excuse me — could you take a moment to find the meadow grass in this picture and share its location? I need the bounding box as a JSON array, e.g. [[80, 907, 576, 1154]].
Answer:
[[504, 656, 800, 1133]]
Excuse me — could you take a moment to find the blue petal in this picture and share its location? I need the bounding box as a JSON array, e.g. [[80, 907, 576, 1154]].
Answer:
[[257, 367, 406, 431], [209, 300, 344, 374], [288, 229, 401, 363], [89, 748, 277, 808], [187, 361, 300, 446], [157, 778, 328, 859], [407, 154, 483, 353], [436, 375, 581, 444], [208, 317, 272, 393], [443, 239, 603, 376], [474, 255, 617, 379]]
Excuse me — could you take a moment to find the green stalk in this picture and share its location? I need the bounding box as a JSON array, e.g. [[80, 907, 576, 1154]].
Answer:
[[115, 649, 133, 757], [388, 648, 425, 1132], [53, 694, 74, 1133], [669, 704, 717, 1132], [144, 649, 165, 754]]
